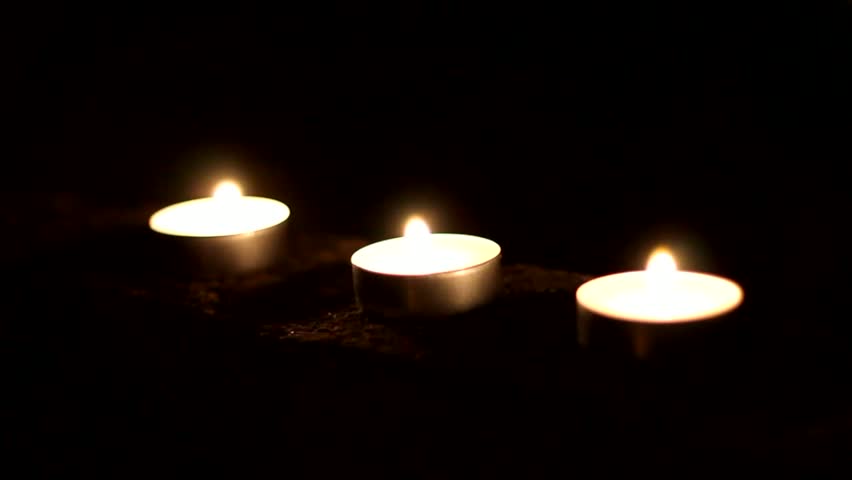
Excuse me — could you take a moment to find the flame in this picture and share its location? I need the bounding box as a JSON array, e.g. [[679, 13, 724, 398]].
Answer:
[[645, 248, 678, 312], [403, 217, 430, 238], [646, 248, 677, 273], [213, 181, 242, 200]]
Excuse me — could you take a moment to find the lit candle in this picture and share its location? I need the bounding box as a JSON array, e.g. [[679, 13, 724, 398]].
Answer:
[[575, 248, 744, 359], [351, 216, 502, 317], [149, 180, 291, 275]]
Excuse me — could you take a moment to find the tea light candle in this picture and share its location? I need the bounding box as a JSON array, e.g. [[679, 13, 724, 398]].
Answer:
[[576, 248, 743, 359], [148, 180, 291, 275], [351, 217, 502, 317]]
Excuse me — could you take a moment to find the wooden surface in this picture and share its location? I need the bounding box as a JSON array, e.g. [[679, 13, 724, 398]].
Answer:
[[2, 199, 851, 477]]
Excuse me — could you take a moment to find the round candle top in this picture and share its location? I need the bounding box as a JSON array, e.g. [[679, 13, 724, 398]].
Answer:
[[149, 181, 290, 237], [576, 249, 743, 323], [350, 217, 501, 276]]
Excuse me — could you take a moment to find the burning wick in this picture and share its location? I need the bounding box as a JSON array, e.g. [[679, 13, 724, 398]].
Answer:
[[213, 181, 242, 200], [404, 216, 431, 238]]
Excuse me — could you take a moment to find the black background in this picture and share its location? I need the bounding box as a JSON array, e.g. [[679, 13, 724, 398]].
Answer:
[[7, 3, 849, 314], [4, 2, 852, 476]]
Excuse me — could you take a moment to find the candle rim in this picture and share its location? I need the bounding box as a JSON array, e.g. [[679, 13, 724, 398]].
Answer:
[[351, 232, 501, 277], [576, 270, 744, 323], [149, 195, 291, 238]]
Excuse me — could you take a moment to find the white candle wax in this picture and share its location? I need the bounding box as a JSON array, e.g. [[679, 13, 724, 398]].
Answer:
[[350, 217, 501, 276], [149, 181, 290, 237], [351, 217, 502, 317], [576, 249, 743, 323]]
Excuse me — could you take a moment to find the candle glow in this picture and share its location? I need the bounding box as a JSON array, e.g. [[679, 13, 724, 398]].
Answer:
[[212, 180, 242, 200], [576, 248, 743, 323], [403, 217, 430, 238], [646, 248, 677, 274], [149, 180, 290, 238], [351, 214, 502, 316], [350, 216, 500, 276]]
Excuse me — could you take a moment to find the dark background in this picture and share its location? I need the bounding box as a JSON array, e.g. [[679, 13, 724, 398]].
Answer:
[[3, 2, 852, 476], [7, 2, 849, 312]]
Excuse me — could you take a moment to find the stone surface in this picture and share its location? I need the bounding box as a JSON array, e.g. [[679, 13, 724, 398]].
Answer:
[[2, 199, 851, 477]]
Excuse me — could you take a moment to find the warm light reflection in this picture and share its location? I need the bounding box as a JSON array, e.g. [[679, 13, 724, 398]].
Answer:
[[213, 181, 242, 200], [404, 217, 431, 238]]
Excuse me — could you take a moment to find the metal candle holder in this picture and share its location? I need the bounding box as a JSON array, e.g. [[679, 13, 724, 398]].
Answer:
[[350, 225, 502, 318], [352, 253, 502, 317]]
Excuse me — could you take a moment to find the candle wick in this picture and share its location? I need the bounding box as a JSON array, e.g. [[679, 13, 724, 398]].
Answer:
[[213, 181, 242, 200]]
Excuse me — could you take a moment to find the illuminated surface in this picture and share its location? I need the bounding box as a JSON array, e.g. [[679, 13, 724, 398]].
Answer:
[[149, 181, 290, 237], [351, 217, 501, 276], [576, 249, 743, 323]]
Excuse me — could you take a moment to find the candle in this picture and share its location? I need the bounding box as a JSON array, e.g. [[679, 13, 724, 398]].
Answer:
[[351, 216, 502, 317], [575, 248, 743, 359], [148, 180, 291, 275]]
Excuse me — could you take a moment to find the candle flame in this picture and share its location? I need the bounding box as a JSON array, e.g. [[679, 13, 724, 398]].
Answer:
[[645, 248, 678, 315], [646, 248, 677, 273], [403, 217, 431, 238], [213, 181, 242, 200]]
